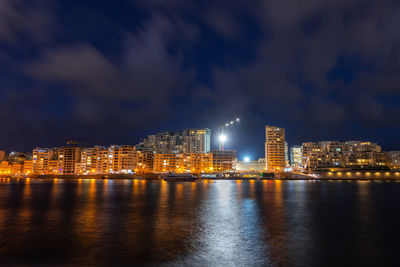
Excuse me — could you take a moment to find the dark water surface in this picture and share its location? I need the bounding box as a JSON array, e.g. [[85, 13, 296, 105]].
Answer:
[[0, 178, 400, 266]]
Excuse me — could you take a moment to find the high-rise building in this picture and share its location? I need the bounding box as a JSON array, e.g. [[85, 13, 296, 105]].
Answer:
[[290, 146, 302, 168], [265, 125, 286, 172], [139, 128, 211, 154], [59, 147, 81, 175], [32, 148, 53, 175], [117, 145, 136, 174], [182, 129, 211, 153], [285, 141, 289, 167]]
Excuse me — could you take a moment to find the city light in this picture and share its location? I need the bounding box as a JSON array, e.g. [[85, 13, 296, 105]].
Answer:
[[244, 157, 250, 162], [219, 134, 227, 142]]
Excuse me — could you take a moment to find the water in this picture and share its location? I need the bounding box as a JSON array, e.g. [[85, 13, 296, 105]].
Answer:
[[0, 178, 400, 266]]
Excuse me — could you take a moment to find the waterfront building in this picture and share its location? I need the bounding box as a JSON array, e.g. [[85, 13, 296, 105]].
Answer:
[[23, 160, 33, 175], [0, 161, 11, 175], [32, 148, 52, 175], [236, 158, 265, 172], [59, 147, 81, 175], [0, 150, 6, 162], [388, 151, 400, 169], [290, 146, 302, 169], [265, 125, 286, 172], [135, 151, 154, 173], [11, 163, 24, 175], [118, 145, 136, 173], [78, 146, 106, 174], [211, 150, 236, 172], [47, 159, 59, 174], [302, 141, 388, 170], [153, 153, 213, 173]]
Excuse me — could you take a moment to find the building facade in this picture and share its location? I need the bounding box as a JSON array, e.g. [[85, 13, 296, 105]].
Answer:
[[265, 125, 286, 172], [211, 150, 236, 172], [236, 158, 265, 172], [139, 128, 211, 154], [388, 151, 400, 169], [302, 141, 388, 170], [153, 153, 213, 173], [290, 146, 302, 168]]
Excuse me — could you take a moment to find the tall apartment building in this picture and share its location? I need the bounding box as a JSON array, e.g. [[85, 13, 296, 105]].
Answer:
[[118, 145, 136, 173], [182, 129, 211, 153], [32, 148, 53, 175], [265, 125, 286, 172], [59, 147, 81, 175], [139, 128, 211, 154], [78, 146, 106, 174], [290, 146, 302, 168]]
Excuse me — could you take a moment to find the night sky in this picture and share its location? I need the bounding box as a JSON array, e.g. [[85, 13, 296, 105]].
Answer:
[[1, 0, 400, 159]]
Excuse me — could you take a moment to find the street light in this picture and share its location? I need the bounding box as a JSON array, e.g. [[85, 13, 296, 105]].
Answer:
[[244, 156, 250, 163]]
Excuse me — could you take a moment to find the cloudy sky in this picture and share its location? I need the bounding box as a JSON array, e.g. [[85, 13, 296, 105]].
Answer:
[[0, 0, 400, 158]]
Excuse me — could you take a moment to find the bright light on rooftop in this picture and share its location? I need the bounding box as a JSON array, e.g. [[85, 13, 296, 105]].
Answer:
[[244, 156, 250, 162]]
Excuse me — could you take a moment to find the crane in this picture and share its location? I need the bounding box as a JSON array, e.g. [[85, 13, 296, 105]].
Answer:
[[217, 118, 240, 151]]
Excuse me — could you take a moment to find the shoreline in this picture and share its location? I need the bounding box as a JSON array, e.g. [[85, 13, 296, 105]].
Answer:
[[1, 175, 400, 181]]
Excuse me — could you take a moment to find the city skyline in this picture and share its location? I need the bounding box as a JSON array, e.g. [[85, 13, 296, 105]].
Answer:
[[1, 1, 400, 156]]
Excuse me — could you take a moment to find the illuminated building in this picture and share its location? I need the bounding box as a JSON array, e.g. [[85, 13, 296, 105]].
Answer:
[[47, 160, 59, 174], [117, 145, 136, 173], [59, 147, 81, 175], [11, 163, 24, 175], [153, 153, 213, 173], [211, 150, 236, 172], [0, 161, 11, 175], [302, 141, 388, 170], [78, 146, 106, 174], [290, 146, 302, 168], [138, 128, 211, 154], [236, 158, 265, 172], [285, 142, 289, 167], [23, 160, 33, 175], [32, 148, 52, 175], [265, 125, 286, 172], [0, 150, 6, 162], [388, 151, 400, 169], [135, 151, 154, 173], [182, 129, 211, 153]]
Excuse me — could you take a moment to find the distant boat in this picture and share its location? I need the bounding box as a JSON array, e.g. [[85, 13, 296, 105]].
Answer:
[[161, 173, 199, 182]]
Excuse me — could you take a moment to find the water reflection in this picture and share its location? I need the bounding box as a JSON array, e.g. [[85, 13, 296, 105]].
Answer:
[[0, 179, 399, 265]]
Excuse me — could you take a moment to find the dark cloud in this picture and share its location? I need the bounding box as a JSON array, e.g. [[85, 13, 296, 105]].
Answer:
[[0, 0, 55, 42], [24, 15, 198, 132]]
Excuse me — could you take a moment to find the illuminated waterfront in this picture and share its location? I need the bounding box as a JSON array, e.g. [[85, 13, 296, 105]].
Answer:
[[0, 179, 400, 266]]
